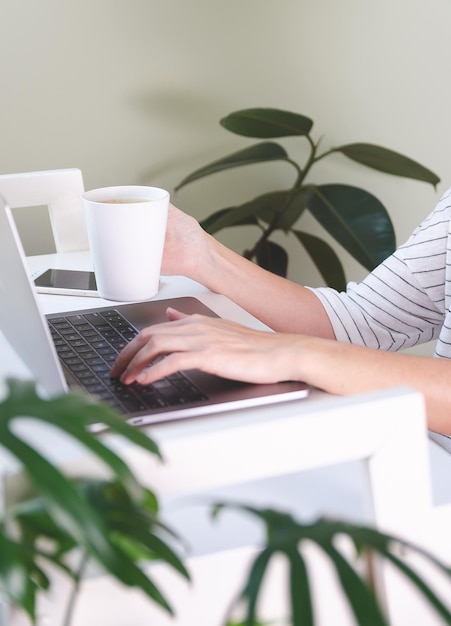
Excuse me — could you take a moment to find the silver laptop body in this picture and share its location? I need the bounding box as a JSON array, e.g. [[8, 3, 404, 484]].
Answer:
[[0, 195, 309, 427]]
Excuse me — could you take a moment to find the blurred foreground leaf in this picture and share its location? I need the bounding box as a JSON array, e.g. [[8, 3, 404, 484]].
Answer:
[[0, 379, 189, 624]]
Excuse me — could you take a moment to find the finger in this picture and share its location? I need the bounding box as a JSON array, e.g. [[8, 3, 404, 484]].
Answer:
[[110, 314, 195, 379], [166, 307, 189, 322], [116, 328, 201, 384], [109, 329, 158, 378], [135, 352, 201, 384]]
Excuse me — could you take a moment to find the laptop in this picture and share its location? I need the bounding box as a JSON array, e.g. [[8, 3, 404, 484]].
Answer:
[[0, 195, 309, 428]]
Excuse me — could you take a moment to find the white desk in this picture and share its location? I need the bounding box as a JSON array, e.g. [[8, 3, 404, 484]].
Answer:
[[2, 252, 451, 626]]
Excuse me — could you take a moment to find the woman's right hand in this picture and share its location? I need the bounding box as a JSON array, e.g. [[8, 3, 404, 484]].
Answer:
[[161, 203, 210, 281], [160, 204, 334, 338]]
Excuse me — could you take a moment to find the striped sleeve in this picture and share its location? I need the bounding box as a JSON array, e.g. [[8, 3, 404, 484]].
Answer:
[[312, 189, 451, 352]]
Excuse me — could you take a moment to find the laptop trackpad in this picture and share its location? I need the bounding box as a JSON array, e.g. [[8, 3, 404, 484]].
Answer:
[[117, 296, 219, 330]]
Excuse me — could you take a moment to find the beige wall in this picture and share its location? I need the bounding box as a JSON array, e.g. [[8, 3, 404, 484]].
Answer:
[[1, 0, 450, 284]]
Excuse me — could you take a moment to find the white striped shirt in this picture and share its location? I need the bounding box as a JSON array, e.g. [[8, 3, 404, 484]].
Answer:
[[314, 187, 451, 358], [313, 188, 451, 448]]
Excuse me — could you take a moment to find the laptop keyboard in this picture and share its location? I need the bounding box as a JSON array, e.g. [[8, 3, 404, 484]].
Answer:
[[47, 309, 207, 415]]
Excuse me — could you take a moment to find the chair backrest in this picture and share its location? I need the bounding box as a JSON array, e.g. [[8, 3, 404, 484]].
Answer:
[[0, 168, 89, 253]]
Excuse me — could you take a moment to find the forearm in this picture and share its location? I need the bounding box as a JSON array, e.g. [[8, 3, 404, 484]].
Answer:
[[297, 336, 451, 435], [192, 233, 335, 338]]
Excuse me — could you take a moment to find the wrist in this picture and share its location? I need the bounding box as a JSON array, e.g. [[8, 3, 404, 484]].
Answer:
[[190, 233, 232, 290]]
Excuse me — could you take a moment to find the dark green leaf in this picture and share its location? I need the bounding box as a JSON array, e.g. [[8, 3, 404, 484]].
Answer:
[[255, 240, 288, 277], [0, 381, 187, 617], [337, 143, 440, 187], [240, 548, 273, 626], [307, 184, 396, 270], [0, 381, 162, 501], [114, 528, 189, 580], [287, 549, 314, 626], [200, 189, 307, 237], [175, 142, 288, 190], [322, 543, 388, 626], [3, 438, 177, 615], [12, 500, 77, 557], [383, 551, 451, 623], [199, 198, 274, 235], [272, 188, 311, 230], [292, 230, 347, 290], [10, 481, 180, 617], [212, 501, 300, 547], [2, 379, 162, 461], [238, 191, 292, 226], [328, 521, 393, 556], [201, 207, 260, 234], [220, 108, 314, 138], [111, 552, 176, 614], [341, 522, 451, 578], [75, 479, 190, 578], [0, 533, 36, 620], [215, 504, 451, 626], [0, 428, 117, 568]]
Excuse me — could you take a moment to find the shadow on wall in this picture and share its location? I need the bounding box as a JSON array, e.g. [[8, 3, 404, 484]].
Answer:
[[131, 89, 231, 186]]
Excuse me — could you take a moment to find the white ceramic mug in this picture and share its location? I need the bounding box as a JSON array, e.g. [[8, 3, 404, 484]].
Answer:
[[81, 185, 169, 302]]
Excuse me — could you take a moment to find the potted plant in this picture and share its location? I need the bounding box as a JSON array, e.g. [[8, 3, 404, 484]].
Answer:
[[175, 108, 440, 289]]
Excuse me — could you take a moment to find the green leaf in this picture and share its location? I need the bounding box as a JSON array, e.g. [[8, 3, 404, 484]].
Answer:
[[199, 198, 276, 235], [201, 207, 260, 234], [292, 230, 347, 290], [287, 549, 314, 626], [110, 551, 176, 614], [220, 108, 314, 138], [80, 480, 188, 577], [272, 188, 311, 230], [239, 191, 292, 226], [0, 428, 117, 567], [240, 548, 273, 626], [9, 480, 183, 618], [383, 551, 451, 623], [0, 533, 36, 620], [1, 380, 162, 501], [12, 500, 77, 558], [0, 380, 187, 617], [321, 542, 388, 626], [115, 528, 189, 579], [337, 143, 440, 187], [3, 439, 177, 616], [200, 189, 308, 237], [215, 504, 451, 626], [255, 240, 288, 277], [212, 501, 300, 547], [175, 142, 288, 190], [343, 522, 451, 579], [307, 184, 396, 270]]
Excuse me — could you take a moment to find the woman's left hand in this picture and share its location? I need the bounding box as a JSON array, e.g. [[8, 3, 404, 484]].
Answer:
[[110, 307, 303, 386]]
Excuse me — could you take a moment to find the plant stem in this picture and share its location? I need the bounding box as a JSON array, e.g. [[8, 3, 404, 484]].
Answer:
[[244, 135, 319, 260], [62, 552, 89, 626], [312, 145, 341, 164]]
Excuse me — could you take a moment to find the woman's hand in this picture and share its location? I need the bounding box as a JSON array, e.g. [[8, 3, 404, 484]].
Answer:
[[160, 204, 209, 280], [110, 307, 303, 386], [109, 307, 451, 435]]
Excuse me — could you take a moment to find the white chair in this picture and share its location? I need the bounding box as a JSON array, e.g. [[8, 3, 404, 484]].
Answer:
[[0, 168, 89, 254]]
